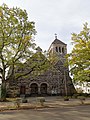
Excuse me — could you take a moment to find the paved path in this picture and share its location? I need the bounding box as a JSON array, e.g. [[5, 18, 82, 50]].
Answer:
[[0, 96, 90, 109], [0, 96, 90, 120], [0, 105, 90, 120]]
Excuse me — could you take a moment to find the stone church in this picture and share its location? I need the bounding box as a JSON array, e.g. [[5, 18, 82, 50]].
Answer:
[[7, 36, 76, 97]]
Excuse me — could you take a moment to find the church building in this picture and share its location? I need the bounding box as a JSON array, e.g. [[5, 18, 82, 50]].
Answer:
[[7, 35, 76, 97]]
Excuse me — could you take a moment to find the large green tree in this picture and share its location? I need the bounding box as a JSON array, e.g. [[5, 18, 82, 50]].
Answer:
[[11, 50, 51, 80], [67, 23, 90, 82], [0, 4, 36, 100]]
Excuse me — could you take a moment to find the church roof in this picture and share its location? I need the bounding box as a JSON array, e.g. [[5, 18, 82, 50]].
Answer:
[[52, 38, 66, 45]]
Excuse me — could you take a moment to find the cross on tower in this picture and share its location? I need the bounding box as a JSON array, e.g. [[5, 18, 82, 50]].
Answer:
[[55, 33, 57, 39]]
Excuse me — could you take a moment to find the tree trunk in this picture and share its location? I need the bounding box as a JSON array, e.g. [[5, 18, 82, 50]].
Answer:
[[1, 82, 6, 101], [1, 67, 6, 101]]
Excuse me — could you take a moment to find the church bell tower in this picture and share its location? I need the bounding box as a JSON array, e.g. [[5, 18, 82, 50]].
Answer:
[[48, 34, 67, 61]]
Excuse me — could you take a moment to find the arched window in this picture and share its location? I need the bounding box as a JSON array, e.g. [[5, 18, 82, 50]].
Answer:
[[62, 79, 64, 83], [30, 83, 38, 94], [56, 47, 58, 52], [62, 47, 64, 53], [59, 47, 61, 53]]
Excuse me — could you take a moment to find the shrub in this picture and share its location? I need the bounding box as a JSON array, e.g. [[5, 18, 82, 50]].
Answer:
[[78, 96, 85, 100], [21, 98, 28, 103], [78, 96, 85, 104], [37, 97, 45, 106], [14, 99, 21, 108], [72, 94, 79, 98], [64, 96, 69, 101]]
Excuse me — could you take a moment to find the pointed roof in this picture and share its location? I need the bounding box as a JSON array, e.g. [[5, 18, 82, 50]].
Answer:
[[48, 35, 67, 52], [52, 39, 66, 45]]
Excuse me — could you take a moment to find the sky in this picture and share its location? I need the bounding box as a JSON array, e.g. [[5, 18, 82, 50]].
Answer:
[[0, 0, 90, 53]]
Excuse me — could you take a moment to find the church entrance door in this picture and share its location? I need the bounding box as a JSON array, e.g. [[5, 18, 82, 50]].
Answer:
[[20, 85, 26, 95], [40, 83, 47, 94], [30, 83, 38, 95]]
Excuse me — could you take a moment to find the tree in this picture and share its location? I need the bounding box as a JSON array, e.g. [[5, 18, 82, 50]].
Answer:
[[12, 50, 51, 80], [67, 23, 90, 82], [0, 4, 36, 100]]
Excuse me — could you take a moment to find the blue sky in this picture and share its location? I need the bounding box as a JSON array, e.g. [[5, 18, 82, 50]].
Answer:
[[0, 0, 90, 53]]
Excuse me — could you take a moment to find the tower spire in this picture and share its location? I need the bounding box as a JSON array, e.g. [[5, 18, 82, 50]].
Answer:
[[55, 33, 57, 39]]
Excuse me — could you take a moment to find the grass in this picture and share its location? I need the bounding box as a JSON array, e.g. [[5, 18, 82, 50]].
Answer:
[[6, 97, 21, 102]]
